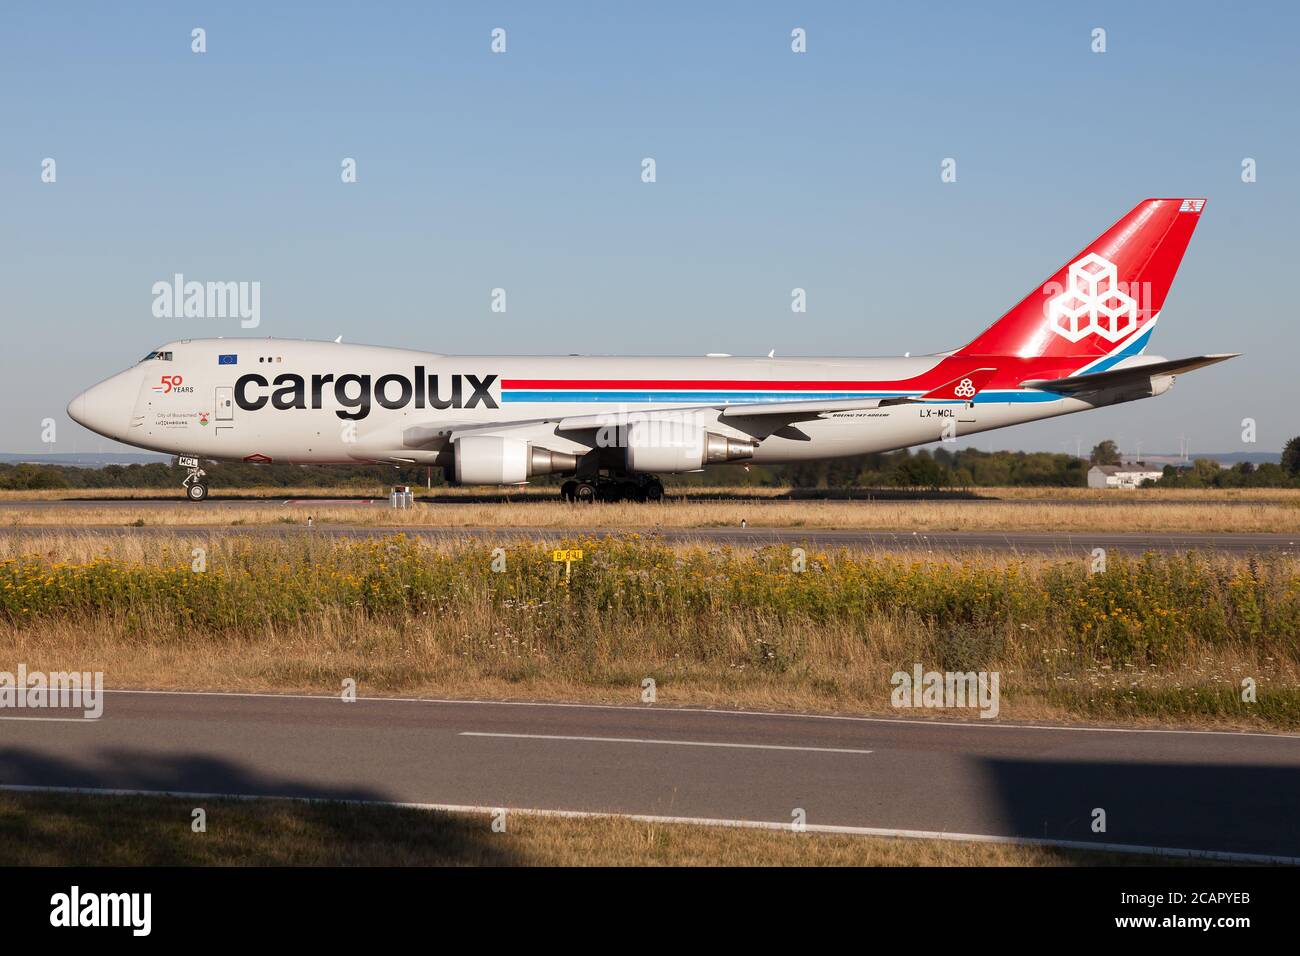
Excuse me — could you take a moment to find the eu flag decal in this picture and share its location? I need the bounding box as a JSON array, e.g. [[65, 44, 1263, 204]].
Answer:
[[218, 354, 238, 365]]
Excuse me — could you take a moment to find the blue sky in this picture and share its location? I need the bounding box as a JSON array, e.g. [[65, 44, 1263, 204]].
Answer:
[[3, 1, 1296, 456]]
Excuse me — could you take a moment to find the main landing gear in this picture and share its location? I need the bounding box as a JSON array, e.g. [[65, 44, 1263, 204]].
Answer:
[[560, 474, 665, 503], [180, 458, 209, 502]]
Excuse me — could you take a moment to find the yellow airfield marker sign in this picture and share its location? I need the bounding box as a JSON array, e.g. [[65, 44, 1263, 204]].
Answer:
[[552, 548, 583, 586]]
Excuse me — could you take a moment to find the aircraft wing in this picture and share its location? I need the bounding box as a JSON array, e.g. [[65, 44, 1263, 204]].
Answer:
[[550, 368, 1000, 430], [1019, 354, 1240, 394], [395, 400, 898, 450], [718, 397, 890, 419], [540, 399, 879, 433], [403, 367, 1004, 447]]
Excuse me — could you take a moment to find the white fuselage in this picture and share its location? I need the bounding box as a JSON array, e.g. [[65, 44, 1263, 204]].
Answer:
[[68, 339, 1117, 474]]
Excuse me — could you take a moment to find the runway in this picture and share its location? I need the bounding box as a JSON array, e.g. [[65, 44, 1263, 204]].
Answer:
[[3, 524, 1295, 554], [3, 691, 1299, 861]]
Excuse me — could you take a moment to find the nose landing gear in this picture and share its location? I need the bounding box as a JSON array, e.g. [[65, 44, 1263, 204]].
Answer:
[[179, 456, 209, 502]]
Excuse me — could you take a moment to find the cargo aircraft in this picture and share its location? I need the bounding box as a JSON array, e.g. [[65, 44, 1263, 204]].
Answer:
[[68, 199, 1236, 501]]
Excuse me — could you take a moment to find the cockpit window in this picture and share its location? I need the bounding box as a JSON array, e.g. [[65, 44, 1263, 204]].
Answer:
[[139, 350, 174, 362]]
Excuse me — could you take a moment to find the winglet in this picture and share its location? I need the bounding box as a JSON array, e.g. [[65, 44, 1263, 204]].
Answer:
[[919, 368, 998, 401]]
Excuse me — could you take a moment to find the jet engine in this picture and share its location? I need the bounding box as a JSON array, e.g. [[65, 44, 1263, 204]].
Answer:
[[452, 435, 578, 485], [622, 421, 756, 474]]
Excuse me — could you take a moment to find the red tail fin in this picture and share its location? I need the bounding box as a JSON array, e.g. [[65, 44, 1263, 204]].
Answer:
[[955, 199, 1206, 360]]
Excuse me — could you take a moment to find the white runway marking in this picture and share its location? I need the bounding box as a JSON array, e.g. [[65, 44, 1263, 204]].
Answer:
[[4, 784, 1295, 866], [0, 715, 99, 723], [459, 731, 873, 754]]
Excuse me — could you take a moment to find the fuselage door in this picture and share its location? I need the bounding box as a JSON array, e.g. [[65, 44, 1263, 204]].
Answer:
[[216, 386, 234, 421]]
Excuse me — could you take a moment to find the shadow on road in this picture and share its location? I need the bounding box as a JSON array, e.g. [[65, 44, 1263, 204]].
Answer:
[[419, 488, 993, 504], [980, 757, 1300, 859], [0, 746, 520, 865]]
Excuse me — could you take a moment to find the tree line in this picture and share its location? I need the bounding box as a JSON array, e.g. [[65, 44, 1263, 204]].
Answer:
[[2, 438, 1297, 491]]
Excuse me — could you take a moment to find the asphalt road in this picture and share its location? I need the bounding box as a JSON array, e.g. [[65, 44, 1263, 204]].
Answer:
[[3, 524, 1295, 554], [3, 692, 1299, 861]]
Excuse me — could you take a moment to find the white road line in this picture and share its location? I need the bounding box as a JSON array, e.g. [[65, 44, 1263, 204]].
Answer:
[[98, 688, 1300, 739], [459, 731, 872, 754], [3, 783, 1295, 866], [0, 716, 99, 723]]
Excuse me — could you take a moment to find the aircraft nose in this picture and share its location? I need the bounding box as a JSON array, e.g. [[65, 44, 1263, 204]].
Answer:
[[68, 373, 137, 439], [67, 392, 86, 426]]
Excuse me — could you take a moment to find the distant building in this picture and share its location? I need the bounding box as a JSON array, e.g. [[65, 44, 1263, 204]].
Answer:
[[1087, 464, 1164, 489]]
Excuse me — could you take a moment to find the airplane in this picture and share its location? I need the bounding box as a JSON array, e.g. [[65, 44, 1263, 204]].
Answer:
[[68, 198, 1237, 502]]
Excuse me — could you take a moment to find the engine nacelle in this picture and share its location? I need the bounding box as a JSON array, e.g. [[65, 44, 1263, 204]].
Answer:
[[452, 435, 578, 485], [1090, 374, 1173, 409], [623, 422, 755, 474]]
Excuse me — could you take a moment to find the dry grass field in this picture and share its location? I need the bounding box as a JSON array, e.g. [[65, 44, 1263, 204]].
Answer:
[[0, 791, 1182, 866], [2, 532, 1296, 729]]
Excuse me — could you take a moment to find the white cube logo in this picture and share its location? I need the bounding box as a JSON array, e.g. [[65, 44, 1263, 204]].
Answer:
[[1095, 290, 1138, 340], [1047, 253, 1137, 343], [1049, 290, 1092, 342], [1071, 253, 1115, 298]]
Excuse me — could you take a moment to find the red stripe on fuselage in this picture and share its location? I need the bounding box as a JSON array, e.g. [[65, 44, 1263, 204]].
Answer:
[[500, 359, 1081, 392], [502, 379, 902, 390]]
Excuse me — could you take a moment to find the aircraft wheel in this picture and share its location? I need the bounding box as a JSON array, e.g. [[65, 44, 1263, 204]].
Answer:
[[573, 481, 597, 504], [186, 482, 209, 502], [560, 480, 577, 502], [644, 478, 664, 502]]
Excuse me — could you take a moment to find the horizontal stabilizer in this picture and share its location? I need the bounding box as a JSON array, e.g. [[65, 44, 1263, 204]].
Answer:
[[1020, 354, 1239, 393]]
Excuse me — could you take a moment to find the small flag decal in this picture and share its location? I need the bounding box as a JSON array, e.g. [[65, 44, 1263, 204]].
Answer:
[[218, 354, 238, 365]]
